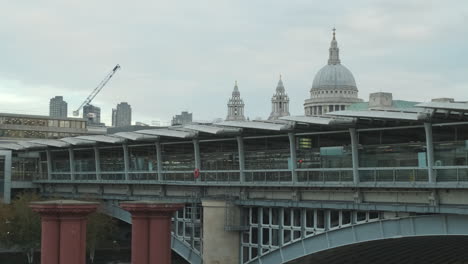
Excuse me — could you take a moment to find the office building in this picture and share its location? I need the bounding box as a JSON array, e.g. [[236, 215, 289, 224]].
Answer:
[[112, 102, 132, 127], [171, 111, 193, 126], [49, 96, 68, 118], [83, 104, 102, 125]]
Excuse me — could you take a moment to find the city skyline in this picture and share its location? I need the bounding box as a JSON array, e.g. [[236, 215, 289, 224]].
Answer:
[[0, 1, 467, 125]]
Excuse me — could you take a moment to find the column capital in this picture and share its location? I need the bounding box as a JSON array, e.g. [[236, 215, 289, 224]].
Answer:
[[120, 201, 184, 217], [30, 200, 99, 217]]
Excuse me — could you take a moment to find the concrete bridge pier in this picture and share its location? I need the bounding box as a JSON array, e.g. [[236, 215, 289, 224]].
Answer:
[[30, 200, 98, 264], [120, 201, 184, 264], [202, 200, 240, 264]]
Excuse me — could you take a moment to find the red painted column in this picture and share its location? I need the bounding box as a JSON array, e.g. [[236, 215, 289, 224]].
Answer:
[[39, 214, 60, 264], [30, 200, 98, 264], [148, 215, 172, 264], [121, 201, 184, 264], [130, 212, 150, 264]]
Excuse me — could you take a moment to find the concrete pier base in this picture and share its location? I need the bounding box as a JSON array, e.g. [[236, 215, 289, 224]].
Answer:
[[202, 200, 240, 264]]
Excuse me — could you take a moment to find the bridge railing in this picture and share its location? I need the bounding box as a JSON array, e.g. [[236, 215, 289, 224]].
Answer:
[[128, 172, 158, 180], [201, 170, 240, 182], [434, 166, 468, 182], [245, 169, 292, 182], [358, 167, 429, 182], [163, 171, 195, 181], [29, 166, 468, 185], [100, 172, 126, 180], [74, 172, 97, 180], [296, 168, 353, 182]]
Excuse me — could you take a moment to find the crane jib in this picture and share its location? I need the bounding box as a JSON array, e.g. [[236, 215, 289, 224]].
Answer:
[[72, 64, 121, 117]]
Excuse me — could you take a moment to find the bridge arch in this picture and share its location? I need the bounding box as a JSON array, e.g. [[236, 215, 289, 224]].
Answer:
[[249, 214, 468, 264]]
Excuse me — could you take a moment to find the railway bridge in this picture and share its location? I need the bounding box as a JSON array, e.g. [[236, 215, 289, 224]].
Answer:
[[2, 102, 468, 263]]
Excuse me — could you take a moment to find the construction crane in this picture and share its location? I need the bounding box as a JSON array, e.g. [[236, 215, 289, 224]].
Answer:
[[73, 64, 121, 117]]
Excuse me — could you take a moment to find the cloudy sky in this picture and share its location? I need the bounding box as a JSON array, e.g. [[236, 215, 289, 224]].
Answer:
[[0, 0, 467, 125]]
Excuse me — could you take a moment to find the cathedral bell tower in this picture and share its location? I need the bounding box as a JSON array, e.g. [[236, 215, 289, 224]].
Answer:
[[226, 81, 246, 121], [268, 75, 290, 120]]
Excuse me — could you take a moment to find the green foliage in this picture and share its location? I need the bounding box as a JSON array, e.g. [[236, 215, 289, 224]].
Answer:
[[0, 192, 41, 263], [86, 210, 118, 263]]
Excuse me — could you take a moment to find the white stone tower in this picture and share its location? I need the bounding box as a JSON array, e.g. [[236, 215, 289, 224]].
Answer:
[[226, 81, 246, 121], [268, 75, 290, 120]]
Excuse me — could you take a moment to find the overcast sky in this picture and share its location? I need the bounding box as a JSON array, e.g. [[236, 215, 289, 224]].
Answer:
[[0, 0, 467, 125]]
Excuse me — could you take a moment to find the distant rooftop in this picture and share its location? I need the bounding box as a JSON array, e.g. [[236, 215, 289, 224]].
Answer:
[[348, 100, 420, 111], [0, 112, 86, 121]]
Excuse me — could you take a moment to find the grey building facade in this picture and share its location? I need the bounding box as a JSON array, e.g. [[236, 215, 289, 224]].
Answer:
[[83, 104, 102, 125], [171, 111, 192, 126], [112, 102, 132, 127], [0, 112, 87, 139], [49, 96, 68, 118]]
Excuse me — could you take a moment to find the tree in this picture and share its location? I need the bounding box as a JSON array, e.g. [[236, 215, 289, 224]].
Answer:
[[86, 210, 118, 263], [0, 192, 41, 264]]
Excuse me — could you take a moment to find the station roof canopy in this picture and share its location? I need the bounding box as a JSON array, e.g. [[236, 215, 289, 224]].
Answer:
[[76, 135, 125, 144], [136, 128, 197, 139], [16, 141, 47, 149], [280, 115, 355, 126], [0, 143, 24, 150], [218, 120, 293, 131], [29, 139, 70, 148], [113, 132, 159, 141], [416, 102, 468, 112], [327, 110, 423, 121], [183, 124, 242, 135], [60, 137, 97, 146]]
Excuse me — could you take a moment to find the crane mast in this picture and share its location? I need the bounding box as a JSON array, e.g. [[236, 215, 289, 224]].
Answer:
[[73, 64, 121, 117]]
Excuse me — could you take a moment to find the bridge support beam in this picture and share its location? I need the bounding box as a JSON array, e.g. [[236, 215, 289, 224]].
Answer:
[[193, 139, 201, 182], [121, 201, 184, 264], [237, 136, 245, 182], [46, 149, 52, 180], [30, 200, 98, 264], [424, 122, 435, 183], [156, 142, 163, 181], [123, 143, 130, 181], [349, 128, 359, 184], [93, 146, 101, 180], [288, 133, 297, 182], [68, 148, 75, 181], [1, 150, 12, 204], [202, 200, 240, 264]]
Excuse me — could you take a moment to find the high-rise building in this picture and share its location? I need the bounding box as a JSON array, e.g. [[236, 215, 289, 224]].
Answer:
[[112, 102, 132, 127], [83, 104, 101, 125], [304, 29, 362, 116], [226, 81, 246, 121], [171, 111, 192, 126], [268, 76, 290, 120], [49, 96, 68, 118]]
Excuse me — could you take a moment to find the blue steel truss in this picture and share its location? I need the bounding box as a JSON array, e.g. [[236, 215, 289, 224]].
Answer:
[[248, 214, 468, 264]]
